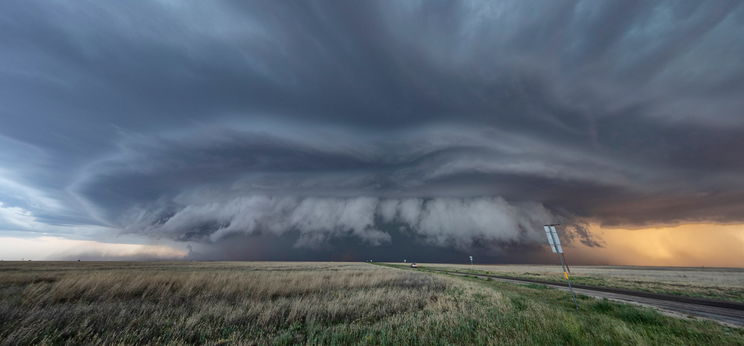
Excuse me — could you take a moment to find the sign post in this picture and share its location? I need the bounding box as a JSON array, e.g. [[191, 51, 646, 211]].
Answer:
[[544, 224, 578, 310]]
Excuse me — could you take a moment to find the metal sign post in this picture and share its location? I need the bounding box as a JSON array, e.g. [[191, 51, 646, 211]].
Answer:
[[544, 224, 578, 310]]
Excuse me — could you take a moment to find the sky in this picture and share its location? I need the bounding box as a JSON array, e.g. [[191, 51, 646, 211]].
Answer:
[[1, 1, 743, 265]]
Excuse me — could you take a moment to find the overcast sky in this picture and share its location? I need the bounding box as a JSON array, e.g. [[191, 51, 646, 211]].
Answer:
[[1, 1, 743, 263]]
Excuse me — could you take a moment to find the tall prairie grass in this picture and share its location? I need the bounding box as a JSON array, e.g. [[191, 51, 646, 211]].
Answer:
[[0, 261, 742, 345], [1, 262, 447, 344]]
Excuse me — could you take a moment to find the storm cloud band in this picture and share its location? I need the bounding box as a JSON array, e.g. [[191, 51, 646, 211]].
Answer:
[[1, 1, 743, 260]]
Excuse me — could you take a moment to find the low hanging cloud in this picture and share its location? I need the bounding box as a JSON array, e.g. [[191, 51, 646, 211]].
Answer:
[[64, 119, 730, 254], [1, 1, 744, 261], [120, 195, 564, 251], [68, 124, 606, 252]]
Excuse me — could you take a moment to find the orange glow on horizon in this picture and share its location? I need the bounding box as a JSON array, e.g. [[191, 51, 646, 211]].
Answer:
[[570, 223, 744, 267]]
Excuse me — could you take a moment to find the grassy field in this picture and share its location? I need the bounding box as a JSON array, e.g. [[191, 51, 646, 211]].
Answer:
[[0, 261, 742, 345], [414, 263, 744, 303]]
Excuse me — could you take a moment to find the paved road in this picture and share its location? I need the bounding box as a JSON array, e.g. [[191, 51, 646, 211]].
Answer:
[[420, 267, 744, 327]]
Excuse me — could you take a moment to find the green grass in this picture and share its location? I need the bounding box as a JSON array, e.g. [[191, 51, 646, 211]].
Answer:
[[409, 264, 744, 304], [377, 263, 744, 345], [0, 261, 742, 345]]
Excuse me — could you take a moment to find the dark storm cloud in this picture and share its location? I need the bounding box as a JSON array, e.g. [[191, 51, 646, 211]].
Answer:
[[1, 1, 743, 259]]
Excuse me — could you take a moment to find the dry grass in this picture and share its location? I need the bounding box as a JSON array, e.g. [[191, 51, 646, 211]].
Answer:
[[420, 263, 744, 303], [0, 261, 742, 345], [1, 262, 445, 344]]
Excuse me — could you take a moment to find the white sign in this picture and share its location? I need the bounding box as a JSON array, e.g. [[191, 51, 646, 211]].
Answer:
[[543, 225, 563, 253]]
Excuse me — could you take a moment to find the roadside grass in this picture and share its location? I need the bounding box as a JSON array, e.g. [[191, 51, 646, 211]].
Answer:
[[377, 263, 744, 344], [413, 263, 744, 303], [0, 261, 742, 345]]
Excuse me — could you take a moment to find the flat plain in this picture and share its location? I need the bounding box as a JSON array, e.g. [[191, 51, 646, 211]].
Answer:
[[0, 261, 742, 345], [420, 263, 744, 303]]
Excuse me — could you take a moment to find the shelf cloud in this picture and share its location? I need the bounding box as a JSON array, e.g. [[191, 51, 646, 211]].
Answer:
[[1, 1, 743, 261]]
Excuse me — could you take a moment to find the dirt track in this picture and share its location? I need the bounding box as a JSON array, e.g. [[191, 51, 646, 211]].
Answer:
[[421, 267, 744, 327]]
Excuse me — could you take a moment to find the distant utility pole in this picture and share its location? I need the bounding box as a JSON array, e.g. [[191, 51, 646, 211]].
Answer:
[[469, 255, 474, 265], [544, 224, 578, 310]]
